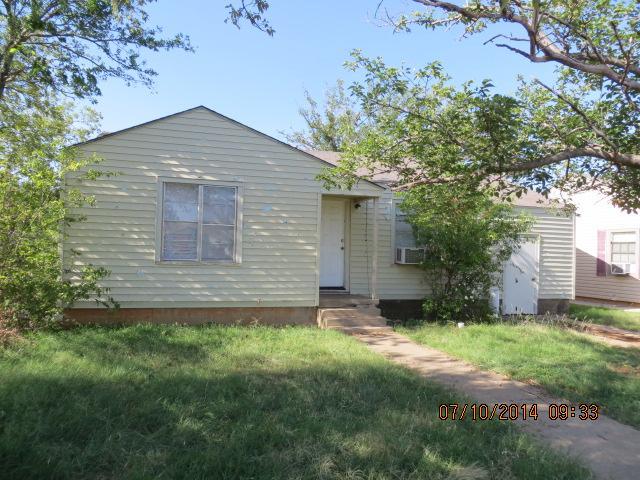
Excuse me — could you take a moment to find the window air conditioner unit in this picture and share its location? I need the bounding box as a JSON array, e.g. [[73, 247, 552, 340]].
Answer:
[[611, 263, 632, 275], [396, 247, 425, 265]]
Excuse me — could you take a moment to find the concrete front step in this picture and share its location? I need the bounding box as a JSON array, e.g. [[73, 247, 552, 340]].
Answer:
[[326, 318, 388, 328], [319, 294, 379, 308], [322, 312, 386, 321], [322, 311, 386, 319], [318, 306, 388, 329], [328, 325, 393, 334], [352, 305, 382, 315], [320, 307, 382, 318]]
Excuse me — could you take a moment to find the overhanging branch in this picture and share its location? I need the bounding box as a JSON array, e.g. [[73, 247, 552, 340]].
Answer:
[[411, 0, 640, 91], [499, 148, 640, 172], [389, 147, 640, 192]]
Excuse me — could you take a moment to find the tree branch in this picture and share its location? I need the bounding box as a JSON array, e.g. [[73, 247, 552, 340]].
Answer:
[[533, 79, 618, 151], [412, 0, 504, 21], [392, 173, 472, 190], [411, 0, 640, 91], [501, 148, 640, 172], [493, 42, 552, 62], [391, 147, 640, 191]]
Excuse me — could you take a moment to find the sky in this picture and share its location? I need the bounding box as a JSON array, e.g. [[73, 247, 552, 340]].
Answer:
[[91, 0, 557, 140]]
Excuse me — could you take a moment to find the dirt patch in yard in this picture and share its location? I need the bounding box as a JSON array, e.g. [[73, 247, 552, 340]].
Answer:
[[0, 327, 22, 347]]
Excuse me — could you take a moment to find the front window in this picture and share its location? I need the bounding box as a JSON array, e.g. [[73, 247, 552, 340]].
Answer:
[[610, 231, 637, 265], [161, 181, 239, 262]]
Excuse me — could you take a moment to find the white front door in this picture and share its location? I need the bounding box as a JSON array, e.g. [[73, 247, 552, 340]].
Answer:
[[502, 238, 539, 314], [320, 199, 346, 288]]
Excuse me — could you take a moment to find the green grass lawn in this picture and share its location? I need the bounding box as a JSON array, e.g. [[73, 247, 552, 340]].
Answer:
[[0, 325, 589, 479], [398, 322, 640, 429], [570, 303, 640, 332]]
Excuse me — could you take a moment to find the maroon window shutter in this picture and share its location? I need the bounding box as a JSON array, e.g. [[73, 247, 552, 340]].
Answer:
[[596, 230, 607, 276]]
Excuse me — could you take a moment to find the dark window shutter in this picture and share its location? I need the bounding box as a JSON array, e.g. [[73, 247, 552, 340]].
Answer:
[[596, 230, 607, 276]]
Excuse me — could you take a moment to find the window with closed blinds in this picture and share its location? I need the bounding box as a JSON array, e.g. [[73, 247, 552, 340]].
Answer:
[[161, 182, 238, 262]]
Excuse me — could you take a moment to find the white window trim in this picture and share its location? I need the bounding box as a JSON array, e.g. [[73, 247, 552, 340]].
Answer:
[[392, 196, 421, 265], [605, 228, 640, 276], [155, 177, 243, 265], [390, 198, 400, 265]]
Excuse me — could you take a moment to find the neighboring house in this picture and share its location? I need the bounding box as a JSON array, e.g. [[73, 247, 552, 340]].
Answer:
[[574, 190, 640, 304], [63, 106, 575, 325]]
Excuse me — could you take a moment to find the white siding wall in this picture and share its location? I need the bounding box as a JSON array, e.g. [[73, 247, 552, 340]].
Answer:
[[64, 107, 380, 308], [523, 207, 575, 300], [574, 191, 640, 303], [349, 193, 574, 301], [349, 190, 428, 299], [65, 106, 574, 309]]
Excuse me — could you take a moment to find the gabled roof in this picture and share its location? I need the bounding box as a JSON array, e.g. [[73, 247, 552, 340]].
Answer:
[[310, 150, 563, 208], [75, 106, 385, 190], [309, 150, 400, 184]]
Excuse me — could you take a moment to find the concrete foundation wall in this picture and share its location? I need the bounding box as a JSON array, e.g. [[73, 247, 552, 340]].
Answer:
[[65, 299, 569, 327], [379, 300, 424, 321], [65, 307, 317, 326], [380, 298, 570, 320], [537, 299, 570, 314]]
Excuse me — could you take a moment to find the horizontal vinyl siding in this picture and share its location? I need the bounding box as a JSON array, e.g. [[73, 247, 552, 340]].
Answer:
[[348, 198, 574, 301], [349, 191, 429, 300], [66, 106, 574, 308], [524, 208, 574, 299], [64, 107, 381, 308], [576, 249, 640, 302], [573, 191, 640, 302]]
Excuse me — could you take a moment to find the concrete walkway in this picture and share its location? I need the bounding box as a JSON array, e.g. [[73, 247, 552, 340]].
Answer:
[[353, 331, 640, 480]]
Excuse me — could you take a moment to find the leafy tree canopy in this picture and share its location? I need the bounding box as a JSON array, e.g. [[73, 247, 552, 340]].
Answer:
[[282, 80, 364, 152], [323, 51, 635, 205], [0, 0, 196, 328], [388, 0, 640, 209], [225, 0, 274, 35], [0, 0, 192, 108], [402, 183, 533, 322], [231, 0, 640, 210], [0, 99, 116, 328]]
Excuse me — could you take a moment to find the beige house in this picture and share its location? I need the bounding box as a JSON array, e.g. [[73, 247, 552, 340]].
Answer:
[[64, 106, 575, 324], [574, 190, 640, 304]]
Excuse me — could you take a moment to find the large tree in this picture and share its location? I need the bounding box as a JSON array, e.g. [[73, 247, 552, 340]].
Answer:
[[0, 0, 192, 108], [387, 0, 640, 208], [231, 1, 640, 210], [0, 99, 119, 328], [282, 80, 364, 151], [323, 51, 636, 203], [0, 1, 194, 328]]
